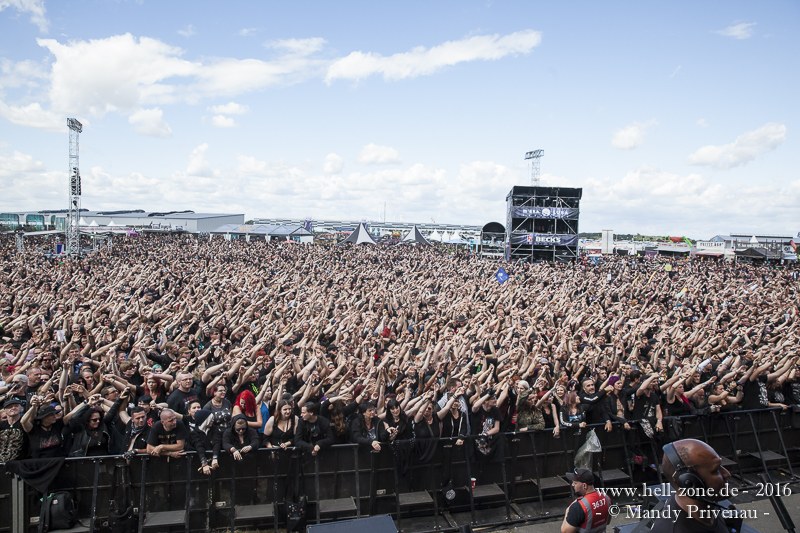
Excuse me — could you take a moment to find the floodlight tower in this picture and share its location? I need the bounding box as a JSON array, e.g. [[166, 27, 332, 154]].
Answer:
[[66, 118, 83, 256], [524, 149, 544, 186]]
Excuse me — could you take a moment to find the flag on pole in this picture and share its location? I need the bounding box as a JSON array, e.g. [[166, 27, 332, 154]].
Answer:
[[790, 240, 797, 253], [495, 267, 509, 284], [683, 236, 693, 247]]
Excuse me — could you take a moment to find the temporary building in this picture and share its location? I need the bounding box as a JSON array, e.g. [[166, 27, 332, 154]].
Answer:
[[400, 226, 432, 246], [340, 223, 377, 245]]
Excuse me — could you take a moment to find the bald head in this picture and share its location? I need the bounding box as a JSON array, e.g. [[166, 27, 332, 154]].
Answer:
[[160, 408, 178, 431], [662, 439, 731, 501]]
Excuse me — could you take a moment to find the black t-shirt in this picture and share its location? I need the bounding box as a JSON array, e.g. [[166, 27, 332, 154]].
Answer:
[[146, 421, 189, 447], [742, 375, 769, 410], [472, 406, 500, 436], [631, 389, 661, 421], [166, 388, 200, 415], [649, 495, 730, 533], [0, 419, 28, 461], [28, 420, 66, 458]]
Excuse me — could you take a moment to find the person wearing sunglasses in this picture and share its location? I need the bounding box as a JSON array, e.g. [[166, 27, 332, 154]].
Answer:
[[222, 414, 259, 461]]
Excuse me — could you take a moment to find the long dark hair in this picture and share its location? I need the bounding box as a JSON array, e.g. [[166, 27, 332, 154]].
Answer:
[[329, 399, 348, 436], [385, 398, 409, 434]]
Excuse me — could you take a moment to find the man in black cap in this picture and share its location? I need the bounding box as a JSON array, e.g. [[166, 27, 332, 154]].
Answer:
[[0, 398, 28, 461], [21, 396, 66, 458], [561, 468, 612, 533]]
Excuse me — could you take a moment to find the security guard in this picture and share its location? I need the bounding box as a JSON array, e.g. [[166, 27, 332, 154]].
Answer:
[[561, 468, 612, 533]]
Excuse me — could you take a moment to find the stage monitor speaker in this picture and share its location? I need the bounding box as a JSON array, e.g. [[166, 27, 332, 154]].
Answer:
[[306, 514, 397, 533]]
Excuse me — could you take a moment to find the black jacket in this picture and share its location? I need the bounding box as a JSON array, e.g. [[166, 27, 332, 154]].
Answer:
[[222, 414, 260, 453], [294, 415, 334, 453]]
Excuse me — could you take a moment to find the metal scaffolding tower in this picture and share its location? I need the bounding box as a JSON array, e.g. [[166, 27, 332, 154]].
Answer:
[[67, 118, 83, 256], [524, 149, 544, 186]]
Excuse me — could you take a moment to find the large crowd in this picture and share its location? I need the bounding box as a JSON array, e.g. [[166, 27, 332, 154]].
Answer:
[[1, 234, 798, 478]]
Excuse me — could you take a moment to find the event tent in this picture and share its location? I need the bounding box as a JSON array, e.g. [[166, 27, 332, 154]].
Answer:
[[340, 223, 377, 245], [400, 226, 432, 246]]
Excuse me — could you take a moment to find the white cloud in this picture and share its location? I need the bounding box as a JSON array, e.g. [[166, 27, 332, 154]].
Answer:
[[208, 102, 248, 115], [177, 24, 196, 38], [0, 58, 49, 89], [4, 30, 539, 134], [688, 122, 786, 169], [238, 28, 258, 37], [0, 149, 44, 176], [358, 143, 401, 164], [0, 100, 62, 130], [38, 34, 199, 115], [0, 0, 48, 32], [696, 118, 709, 128], [2, 138, 798, 237], [128, 108, 172, 137], [611, 121, 656, 150], [0, 33, 325, 133], [186, 143, 213, 177], [323, 153, 344, 175], [325, 29, 542, 83], [269, 37, 327, 56], [211, 114, 235, 128], [716, 22, 756, 40]]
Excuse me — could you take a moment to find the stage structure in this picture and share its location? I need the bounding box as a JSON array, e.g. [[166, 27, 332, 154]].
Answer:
[[505, 185, 582, 262], [66, 118, 83, 256], [525, 149, 544, 186]]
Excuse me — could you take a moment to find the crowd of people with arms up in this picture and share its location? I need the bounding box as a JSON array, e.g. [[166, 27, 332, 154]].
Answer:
[[1, 234, 798, 480]]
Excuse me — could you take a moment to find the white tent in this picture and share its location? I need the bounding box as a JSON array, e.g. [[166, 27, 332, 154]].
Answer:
[[428, 230, 442, 242], [88, 220, 98, 227], [749, 235, 759, 244], [444, 230, 464, 244], [108, 219, 119, 227], [79, 217, 87, 226], [339, 223, 377, 245]]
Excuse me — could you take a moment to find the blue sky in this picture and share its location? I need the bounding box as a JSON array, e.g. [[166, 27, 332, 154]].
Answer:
[[0, 1, 797, 238]]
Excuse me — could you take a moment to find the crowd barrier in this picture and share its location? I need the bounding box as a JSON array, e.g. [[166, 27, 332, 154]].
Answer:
[[1, 407, 798, 533]]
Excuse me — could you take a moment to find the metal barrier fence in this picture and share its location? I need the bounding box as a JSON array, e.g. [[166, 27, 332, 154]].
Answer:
[[1, 407, 798, 533]]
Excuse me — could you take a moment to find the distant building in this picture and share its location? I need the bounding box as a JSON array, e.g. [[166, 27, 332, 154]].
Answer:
[[209, 223, 313, 243], [1, 210, 244, 234], [708, 234, 795, 262]]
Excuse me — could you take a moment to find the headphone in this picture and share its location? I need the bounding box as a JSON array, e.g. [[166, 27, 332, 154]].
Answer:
[[662, 442, 706, 491]]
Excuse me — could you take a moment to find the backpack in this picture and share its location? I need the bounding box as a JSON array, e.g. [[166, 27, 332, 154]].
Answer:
[[39, 491, 77, 532], [285, 494, 307, 531]]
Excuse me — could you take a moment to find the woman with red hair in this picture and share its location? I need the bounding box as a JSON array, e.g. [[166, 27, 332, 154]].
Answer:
[[232, 389, 263, 430]]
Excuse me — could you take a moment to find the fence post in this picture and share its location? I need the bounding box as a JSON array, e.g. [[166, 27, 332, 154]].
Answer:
[[528, 431, 545, 516], [769, 410, 796, 479], [500, 433, 511, 522], [137, 457, 147, 533], [11, 473, 25, 533], [89, 458, 100, 533], [272, 448, 280, 532], [314, 453, 321, 524], [463, 435, 476, 526]]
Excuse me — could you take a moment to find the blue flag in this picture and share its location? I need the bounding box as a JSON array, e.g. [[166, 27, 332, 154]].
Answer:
[[495, 267, 509, 284]]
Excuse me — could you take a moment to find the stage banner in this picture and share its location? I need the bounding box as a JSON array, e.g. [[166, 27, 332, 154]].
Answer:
[[511, 233, 579, 246], [511, 206, 579, 219]]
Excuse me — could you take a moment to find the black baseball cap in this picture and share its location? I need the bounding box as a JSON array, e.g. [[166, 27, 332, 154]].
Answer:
[[3, 398, 23, 408], [565, 468, 594, 484]]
